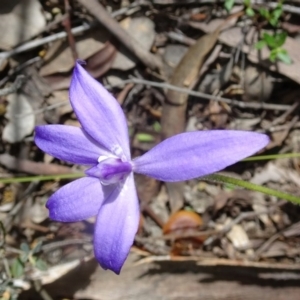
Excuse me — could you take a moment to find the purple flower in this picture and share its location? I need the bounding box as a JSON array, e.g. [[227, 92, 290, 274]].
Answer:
[[35, 62, 269, 274]]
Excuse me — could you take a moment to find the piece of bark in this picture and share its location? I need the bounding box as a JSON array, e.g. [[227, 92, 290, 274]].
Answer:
[[0, 154, 74, 175], [161, 30, 221, 213]]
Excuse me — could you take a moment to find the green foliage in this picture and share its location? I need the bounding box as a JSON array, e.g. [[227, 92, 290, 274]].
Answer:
[[153, 121, 161, 133], [256, 32, 292, 64], [255, 40, 267, 50], [136, 133, 155, 142], [244, 0, 255, 17], [245, 7, 255, 17], [275, 48, 292, 64], [224, 0, 235, 11], [10, 258, 24, 278], [241, 0, 290, 64], [10, 241, 47, 279], [259, 1, 283, 27], [207, 174, 300, 205], [34, 258, 48, 271], [262, 32, 287, 48]]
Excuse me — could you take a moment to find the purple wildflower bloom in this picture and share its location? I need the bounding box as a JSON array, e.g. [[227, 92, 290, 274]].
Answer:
[[35, 62, 269, 274]]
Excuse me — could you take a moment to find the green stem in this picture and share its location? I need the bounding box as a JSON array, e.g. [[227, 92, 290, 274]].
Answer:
[[205, 174, 300, 205], [243, 152, 300, 161], [0, 173, 84, 184]]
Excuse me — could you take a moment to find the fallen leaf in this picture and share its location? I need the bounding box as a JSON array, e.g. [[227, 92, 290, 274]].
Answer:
[[163, 210, 202, 234], [0, 0, 46, 50], [251, 161, 300, 187], [45, 90, 72, 123], [163, 44, 188, 77], [3, 93, 35, 143], [198, 54, 234, 94], [242, 65, 274, 102], [226, 223, 250, 249], [111, 17, 155, 70], [40, 29, 111, 76], [30, 197, 49, 224]]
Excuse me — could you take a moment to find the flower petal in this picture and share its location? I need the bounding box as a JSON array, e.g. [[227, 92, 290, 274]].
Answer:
[[35, 125, 110, 165], [133, 130, 269, 181], [46, 177, 111, 222], [70, 62, 130, 159], [93, 174, 139, 274]]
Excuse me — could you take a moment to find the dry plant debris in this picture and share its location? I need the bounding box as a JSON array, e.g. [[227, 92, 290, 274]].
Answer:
[[0, 0, 300, 299]]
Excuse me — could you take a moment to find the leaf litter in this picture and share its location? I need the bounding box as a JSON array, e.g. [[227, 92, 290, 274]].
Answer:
[[1, 1, 300, 299]]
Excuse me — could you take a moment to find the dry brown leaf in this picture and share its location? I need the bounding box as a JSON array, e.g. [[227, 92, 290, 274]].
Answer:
[[87, 42, 117, 78], [0, 0, 46, 50], [163, 210, 202, 234], [43, 42, 117, 91], [40, 29, 111, 76]]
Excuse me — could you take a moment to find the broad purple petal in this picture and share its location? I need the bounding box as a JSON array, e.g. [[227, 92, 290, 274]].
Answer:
[[35, 125, 110, 165], [47, 177, 111, 222], [133, 130, 269, 181], [93, 174, 139, 274], [70, 62, 130, 159]]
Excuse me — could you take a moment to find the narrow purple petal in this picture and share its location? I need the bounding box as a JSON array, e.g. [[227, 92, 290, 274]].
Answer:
[[35, 125, 110, 165], [93, 174, 139, 274], [46, 177, 113, 222], [70, 62, 130, 159], [133, 130, 269, 181]]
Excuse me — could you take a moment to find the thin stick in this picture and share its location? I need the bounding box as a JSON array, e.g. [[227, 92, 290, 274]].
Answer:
[[153, 0, 300, 15], [13, 76, 293, 119], [63, 0, 78, 61], [118, 78, 292, 111], [77, 0, 162, 70], [0, 22, 94, 60], [0, 3, 137, 60], [0, 75, 25, 96]]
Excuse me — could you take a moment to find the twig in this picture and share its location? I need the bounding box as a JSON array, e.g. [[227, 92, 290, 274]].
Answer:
[[204, 207, 277, 246], [134, 236, 170, 256], [254, 232, 282, 259], [0, 22, 94, 60], [153, 0, 300, 15], [167, 31, 196, 46], [4, 181, 40, 230], [197, 258, 300, 269], [32, 280, 53, 300], [0, 57, 41, 88], [13, 76, 293, 119], [42, 238, 92, 252], [63, 0, 78, 61], [77, 0, 163, 70], [0, 154, 74, 175], [140, 229, 216, 241], [142, 204, 165, 228], [220, 208, 277, 235], [0, 75, 25, 96], [271, 102, 299, 126], [0, 3, 137, 61], [118, 78, 292, 111]]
